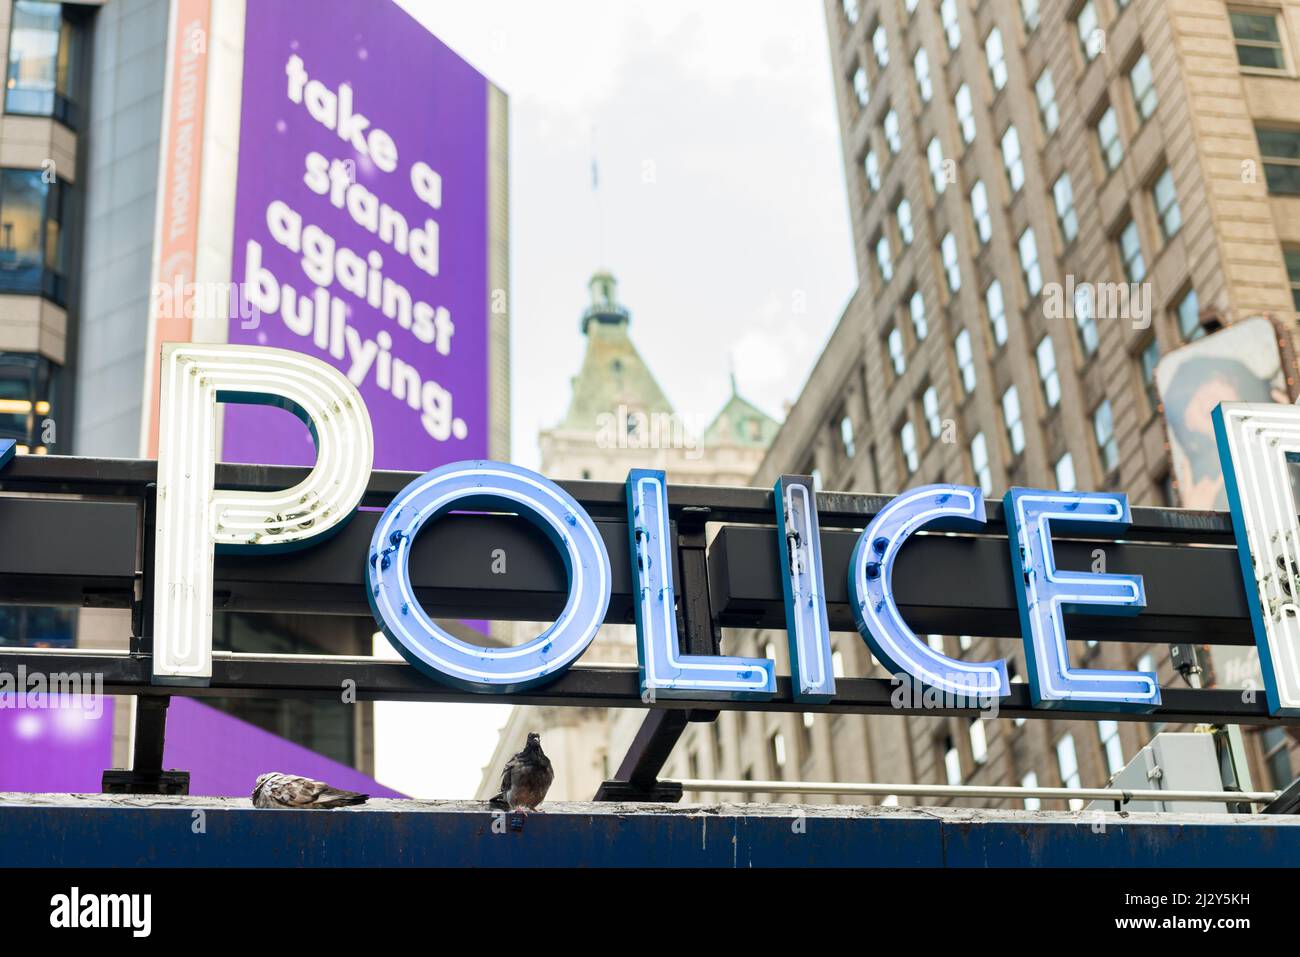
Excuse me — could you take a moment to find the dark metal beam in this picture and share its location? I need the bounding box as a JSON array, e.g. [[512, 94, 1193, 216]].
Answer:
[[709, 524, 1253, 644], [1262, 777, 1300, 814], [0, 453, 1245, 539], [0, 481, 1259, 644], [0, 651, 1289, 725], [592, 710, 688, 802]]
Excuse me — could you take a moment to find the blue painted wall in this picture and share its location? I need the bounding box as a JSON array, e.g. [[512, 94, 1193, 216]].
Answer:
[[1, 802, 1297, 867]]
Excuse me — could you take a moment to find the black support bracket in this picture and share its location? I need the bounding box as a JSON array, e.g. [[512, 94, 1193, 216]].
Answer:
[[594, 508, 722, 801], [101, 695, 189, 795]]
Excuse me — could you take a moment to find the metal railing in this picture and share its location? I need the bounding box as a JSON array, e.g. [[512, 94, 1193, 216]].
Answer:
[[673, 778, 1281, 805]]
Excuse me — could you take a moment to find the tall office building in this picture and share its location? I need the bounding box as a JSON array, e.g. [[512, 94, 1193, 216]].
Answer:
[[657, 0, 1300, 806], [0, 0, 169, 650]]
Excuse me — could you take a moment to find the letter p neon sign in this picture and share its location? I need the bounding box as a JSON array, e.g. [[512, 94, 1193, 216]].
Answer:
[[152, 343, 374, 684]]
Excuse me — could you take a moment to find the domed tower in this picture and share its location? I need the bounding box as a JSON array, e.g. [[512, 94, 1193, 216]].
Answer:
[[542, 271, 675, 480]]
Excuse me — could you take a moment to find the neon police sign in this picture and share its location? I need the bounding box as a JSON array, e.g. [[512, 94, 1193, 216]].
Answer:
[[138, 343, 1300, 717]]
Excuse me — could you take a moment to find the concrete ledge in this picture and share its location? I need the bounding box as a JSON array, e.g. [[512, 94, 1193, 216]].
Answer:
[[1, 794, 1298, 867]]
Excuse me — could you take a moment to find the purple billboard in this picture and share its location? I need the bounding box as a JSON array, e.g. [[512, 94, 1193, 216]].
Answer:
[[225, 0, 493, 471], [0, 696, 401, 798]]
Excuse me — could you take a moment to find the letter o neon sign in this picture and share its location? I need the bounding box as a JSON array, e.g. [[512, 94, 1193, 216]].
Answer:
[[368, 460, 612, 692]]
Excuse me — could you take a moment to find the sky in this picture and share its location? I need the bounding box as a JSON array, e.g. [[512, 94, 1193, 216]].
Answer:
[[374, 0, 857, 798]]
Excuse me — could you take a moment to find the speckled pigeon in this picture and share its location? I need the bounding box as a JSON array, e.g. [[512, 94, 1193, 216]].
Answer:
[[489, 732, 554, 811], [252, 772, 369, 809]]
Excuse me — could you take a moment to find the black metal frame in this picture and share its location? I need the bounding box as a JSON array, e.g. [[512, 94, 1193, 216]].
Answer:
[[0, 455, 1294, 799]]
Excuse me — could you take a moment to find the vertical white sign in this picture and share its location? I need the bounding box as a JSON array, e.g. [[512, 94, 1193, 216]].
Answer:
[[153, 343, 374, 683], [1214, 401, 1300, 715]]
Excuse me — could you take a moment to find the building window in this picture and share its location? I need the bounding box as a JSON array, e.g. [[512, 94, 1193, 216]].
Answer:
[[1159, 470, 1177, 507], [0, 352, 56, 452], [864, 148, 881, 193], [1021, 770, 1041, 810], [941, 232, 961, 292], [842, 0, 859, 26], [1036, 336, 1060, 408], [922, 385, 942, 438], [840, 414, 856, 458], [955, 329, 976, 394], [914, 47, 932, 103], [927, 137, 947, 194], [770, 731, 787, 773], [1002, 384, 1025, 456], [0, 169, 71, 306], [1001, 124, 1024, 192], [1118, 219, 1146, 283], [1260, 726, 1294, 789], [1053, 173, 1078, 244], [1035, 69, 1059, 135], [940, 0, 961, 50], [954, 83, 976, 144], [1140, 336, 1160, 411], [970, 180, 992, 244], [942, 736, 962, 785], [986, 279, 1007, 347], [1099, 720, 1125, 777], [1285, 247, 1300, 310], [883, 109, 901, 154], [1021, 0, 1041, 32], [1018, 227, 1043, 297], [875, 233, 893, 283], [1151, 167, 1182, 241], [1230, 9, 1286, 71], [4, 1, 84, 129], [887, 326, 907, 376], [1094, 398, 1119, 474], [1055, 451, 1077, 492], [1056, 733, 1084, 809], [1077, 0, 1103, 63], [872, 23, 890, 69], [899, 419, 919, 473], [1256, 127, 1300, 196], [970, 431, 992, 494], [1175, 286, 1203, 341], [831, 648, 845, 677], [1129, 52, 1157, 123], [852, 65, 869, 108], [969, 718, 988, 764], [897, 198, 915, 246], [985, 27, 1008, 91], [1097, 106, 1124, 172], [1075, 285, 1099, 356], [908, 288, 927, 339]]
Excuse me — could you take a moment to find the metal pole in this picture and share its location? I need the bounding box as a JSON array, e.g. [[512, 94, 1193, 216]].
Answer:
[[673, 778, 1281, 805]]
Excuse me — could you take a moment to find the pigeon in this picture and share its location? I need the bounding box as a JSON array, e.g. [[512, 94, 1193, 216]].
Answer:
[[252, 772, 369, 809], [489, 732, 554, 811]]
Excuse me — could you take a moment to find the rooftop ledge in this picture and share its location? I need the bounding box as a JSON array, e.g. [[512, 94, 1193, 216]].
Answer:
[[2, 794, 1298, 867]]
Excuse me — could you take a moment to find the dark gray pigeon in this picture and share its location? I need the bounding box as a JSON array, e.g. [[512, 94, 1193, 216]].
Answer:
[[252, 772, 368, 809], [489, 732, 554, 811]]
